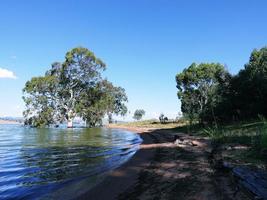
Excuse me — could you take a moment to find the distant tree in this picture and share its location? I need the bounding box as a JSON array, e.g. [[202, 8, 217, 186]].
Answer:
[[164, 116, 168, 123], [23, 47, 127, 128], [159, 113, 164, 123], [133, 109, 145, 121], [159, 113, 168, 123], [176, 63, 229, 125]]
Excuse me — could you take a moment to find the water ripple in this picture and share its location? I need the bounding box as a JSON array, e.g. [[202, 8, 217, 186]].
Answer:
[[0, 125, 142, 199]]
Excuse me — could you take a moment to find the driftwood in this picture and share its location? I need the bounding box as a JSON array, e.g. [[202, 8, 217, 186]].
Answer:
[[228, 165, 267, 200], [211, 144, 267, 200], [173, 135, 200, 147]]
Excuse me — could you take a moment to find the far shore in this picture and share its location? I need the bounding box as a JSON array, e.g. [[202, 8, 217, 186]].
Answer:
[[0, 119, 21, 125]]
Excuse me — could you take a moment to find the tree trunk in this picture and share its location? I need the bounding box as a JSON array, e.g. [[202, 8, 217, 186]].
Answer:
[[67, 119, 73, 128], [108, 113, 113, 124], [67, 109, 75, 128]]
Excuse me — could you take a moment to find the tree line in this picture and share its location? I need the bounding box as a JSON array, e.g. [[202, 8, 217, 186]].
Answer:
[[176, 46, 267, 125]]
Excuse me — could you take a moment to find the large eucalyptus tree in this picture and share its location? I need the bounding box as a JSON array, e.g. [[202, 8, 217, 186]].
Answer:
[[23, 47, 127, 127]]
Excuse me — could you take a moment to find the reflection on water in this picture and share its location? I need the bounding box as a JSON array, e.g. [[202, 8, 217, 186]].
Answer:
[[0, 125, 142, 199]]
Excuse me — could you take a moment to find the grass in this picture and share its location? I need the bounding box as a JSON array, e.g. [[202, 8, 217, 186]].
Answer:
[[200, 119, 267, 167], [117, 118, 267, 167], [115, 119, 188, 129], [116, 119, 267, 149], [117, 118, 267, 171], [201, 120, 267, 148]]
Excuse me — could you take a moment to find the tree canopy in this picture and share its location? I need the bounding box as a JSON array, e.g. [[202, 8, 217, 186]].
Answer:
[[176, 46, 267, 125], [176, 63, 229, 124], [133, 109, 145, 121], [23, 47, 128, 127], [219, 47, 267, 121]]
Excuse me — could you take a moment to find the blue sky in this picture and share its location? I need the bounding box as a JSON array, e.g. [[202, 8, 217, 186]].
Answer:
[[0, 0, 267, 119]]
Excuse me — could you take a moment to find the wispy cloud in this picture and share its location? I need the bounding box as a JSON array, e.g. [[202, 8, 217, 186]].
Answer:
[[0, 68, 17, 79], [10, 55, 17, 60]]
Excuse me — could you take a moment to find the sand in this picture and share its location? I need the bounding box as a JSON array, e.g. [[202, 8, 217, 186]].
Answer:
[[77, 125, 250, 200], [0, 119, 21, 124]]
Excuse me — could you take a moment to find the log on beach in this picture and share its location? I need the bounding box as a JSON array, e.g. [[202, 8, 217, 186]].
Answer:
[[231, 166, 267, 200]]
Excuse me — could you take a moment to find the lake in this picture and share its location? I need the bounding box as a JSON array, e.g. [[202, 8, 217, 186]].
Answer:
[[0, 124, 142, 199]]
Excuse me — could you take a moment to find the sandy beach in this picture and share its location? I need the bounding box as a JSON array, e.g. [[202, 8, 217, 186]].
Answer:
[[78, 125, 249, 200], [78, 126, 156, 200]]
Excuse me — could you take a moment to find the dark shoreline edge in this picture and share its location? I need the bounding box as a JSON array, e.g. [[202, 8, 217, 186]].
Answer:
[[77, 128, 155, 200]]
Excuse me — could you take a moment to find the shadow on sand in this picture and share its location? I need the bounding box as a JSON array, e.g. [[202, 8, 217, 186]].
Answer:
[[78, 128, 252, 200]]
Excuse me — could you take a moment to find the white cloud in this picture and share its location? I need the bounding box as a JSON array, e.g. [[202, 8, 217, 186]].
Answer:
[[0, 68, 17, 79]]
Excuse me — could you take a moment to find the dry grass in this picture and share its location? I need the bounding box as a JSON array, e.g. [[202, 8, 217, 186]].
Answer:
[[114, 120, 187, 129]]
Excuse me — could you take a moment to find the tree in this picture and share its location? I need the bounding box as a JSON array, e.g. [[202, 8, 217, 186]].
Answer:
[[227, 47, 267, 120], [23, 75, 59, 127], [176, 63, 229, 124], [159, 113, 168, 123], [133, 109, 145, 121], [23, 47, 128, 127], [164, 116, 168, 123], [159, 113, 164, 123], [175, 46, 267, 125], [77, 80, 127, 126]]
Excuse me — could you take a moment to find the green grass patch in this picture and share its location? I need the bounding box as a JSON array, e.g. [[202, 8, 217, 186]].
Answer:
[[200, 119, 267, 166]]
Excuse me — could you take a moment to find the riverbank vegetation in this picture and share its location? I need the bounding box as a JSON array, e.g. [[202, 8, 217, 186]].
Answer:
[[114, 45, 267, 172], [176, 46, 267, 126], [174, 46, 267, 165], [201, 119, 267, 166]]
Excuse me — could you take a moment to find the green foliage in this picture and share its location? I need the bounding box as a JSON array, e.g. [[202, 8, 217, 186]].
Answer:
[[133, 109, 145, 121], [258, 117, 267, 149], [159, 113, 164, 123], [203, 127, 225, 142], [176, 63, 229, 124], [226, 47, 267, 120], [23, 47, 127, 127], [77, 80, 128, 127], [201, 118, 267, 150], [159, 113, 168, 124], [176, 46, 267, 125]]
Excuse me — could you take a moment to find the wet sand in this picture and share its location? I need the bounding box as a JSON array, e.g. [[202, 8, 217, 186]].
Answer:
[[77, 127, 156, 200], [78, 125, 250, 200]]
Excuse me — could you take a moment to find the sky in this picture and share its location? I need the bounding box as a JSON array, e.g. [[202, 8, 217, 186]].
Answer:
[[0, 0, 267, 120]]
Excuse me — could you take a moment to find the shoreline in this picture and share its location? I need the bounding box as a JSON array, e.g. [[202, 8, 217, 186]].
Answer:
[[78, 125, 157, 200], [78, 124, 250, 200]]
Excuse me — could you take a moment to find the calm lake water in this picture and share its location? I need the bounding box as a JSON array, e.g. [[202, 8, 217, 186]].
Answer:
[[0, 124, 142, 199]]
